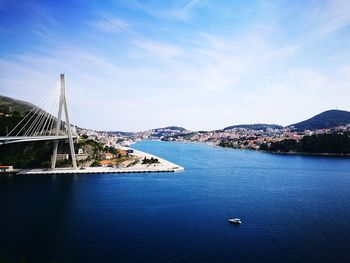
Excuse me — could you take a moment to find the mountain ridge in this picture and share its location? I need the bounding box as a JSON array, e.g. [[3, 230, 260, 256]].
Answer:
[[223, 124, 283, 131], [289, 110, 350, 131], [0, 95, 35, 114]]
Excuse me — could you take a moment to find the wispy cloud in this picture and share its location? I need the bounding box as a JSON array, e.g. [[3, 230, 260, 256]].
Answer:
[[309, 0, 350, 36], [28, 3, 58, 40], [322, 0, 350, 35], [90, 17, 131, 34], [1, 28, 350, 130], [0, 1, 58, 41], [131, 39, 184, 60], [170, 0, 205, 21], [1, 0, 350, 130], [123, 0, 206, 21]]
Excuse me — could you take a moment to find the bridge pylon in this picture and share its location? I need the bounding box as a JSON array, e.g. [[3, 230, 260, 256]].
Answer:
[[51, 74, 77, 170]]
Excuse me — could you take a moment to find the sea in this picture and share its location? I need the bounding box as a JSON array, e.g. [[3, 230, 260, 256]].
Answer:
[[1, 141, 350, 263]]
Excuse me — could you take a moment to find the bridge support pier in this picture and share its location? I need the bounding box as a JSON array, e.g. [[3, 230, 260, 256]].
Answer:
[[51, 74, 77, 170]]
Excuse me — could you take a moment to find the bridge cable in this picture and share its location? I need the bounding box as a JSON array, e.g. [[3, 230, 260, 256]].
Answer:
[[37, 85, 60, 136], [24, 85, 59, 137], [14, 88, 55, 137], [6, 87, 54, 137]]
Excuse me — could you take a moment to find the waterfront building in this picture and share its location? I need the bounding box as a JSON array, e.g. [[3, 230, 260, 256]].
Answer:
[[0, 165, 14, 172]]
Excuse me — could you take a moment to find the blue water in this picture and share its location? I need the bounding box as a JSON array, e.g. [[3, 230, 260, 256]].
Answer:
[[1, 141, 350, 263]]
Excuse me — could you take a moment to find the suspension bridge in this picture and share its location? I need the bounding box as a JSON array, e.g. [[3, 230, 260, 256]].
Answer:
[[0, 74, 78, 170]]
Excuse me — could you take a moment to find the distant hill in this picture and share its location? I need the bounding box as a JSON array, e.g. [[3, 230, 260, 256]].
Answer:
[[153, 126, 187, 132], [0, 96, 35, 136], [289, 110, 350, 131], [135, 126, 189, 139], [105, 131, 134, 136], [260, 132, 350, 154], [0, 95, 59, 136], [0, 95, 34, 114], [223, 124, 282, 131], [151, 126, 188, 137]]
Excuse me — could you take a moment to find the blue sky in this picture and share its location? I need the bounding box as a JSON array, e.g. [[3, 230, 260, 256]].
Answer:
[[1, 0, 350, 131]]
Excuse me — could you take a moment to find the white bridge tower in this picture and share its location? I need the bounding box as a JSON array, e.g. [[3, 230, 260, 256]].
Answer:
[[51, 74, 77, 170]]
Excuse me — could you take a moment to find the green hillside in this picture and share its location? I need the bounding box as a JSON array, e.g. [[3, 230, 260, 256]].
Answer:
[[260, 132, 350, 154], [0, 95, 34, 115], [0, 95, 59, 136], [223, 124, 282, 131], [289, 110, 350, 131]]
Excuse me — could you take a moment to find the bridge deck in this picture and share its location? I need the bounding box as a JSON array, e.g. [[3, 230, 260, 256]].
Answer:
[[0, 135, 75, 145]]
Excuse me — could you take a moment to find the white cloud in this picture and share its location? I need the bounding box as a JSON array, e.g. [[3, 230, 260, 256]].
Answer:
[[170, 0, 204, 21], [90, 17, 131, 34], [320, 0, 350, 35], [1, 37, 350, 131], [307, 0, 350, 36], [1, 1, 350, 131], [123, 0, 206, 22]]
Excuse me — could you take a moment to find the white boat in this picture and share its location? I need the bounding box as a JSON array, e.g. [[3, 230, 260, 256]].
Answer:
[[228, 218, 242, 224]]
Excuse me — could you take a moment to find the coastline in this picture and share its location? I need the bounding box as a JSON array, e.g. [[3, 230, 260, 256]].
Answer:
[[11, 139, 350, 176], [258, 149, 350, 157], [161, 139, 350, 157], [218, 144, 350, 157], [17, 146, 184, 175], [129, 147, 184, 171]]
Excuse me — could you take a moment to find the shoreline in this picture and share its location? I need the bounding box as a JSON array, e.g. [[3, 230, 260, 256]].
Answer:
[[17, 146, 184, 175], [10, 140, 350, 176], [258, 149, 350, 157], [218, 145, 350, 157], [158, 139, 350, 157]]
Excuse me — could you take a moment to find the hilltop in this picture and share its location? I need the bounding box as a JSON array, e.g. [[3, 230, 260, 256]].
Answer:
[[223, 124, 282, 131], [0, 95, 55, 136], [289, 110, 350, 131], [152, 126, 187, 134], [0, 96, 34, 136], [135, 126, 189, 139], [0, 95, 34, 115], [158, 126, 187, 132]]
